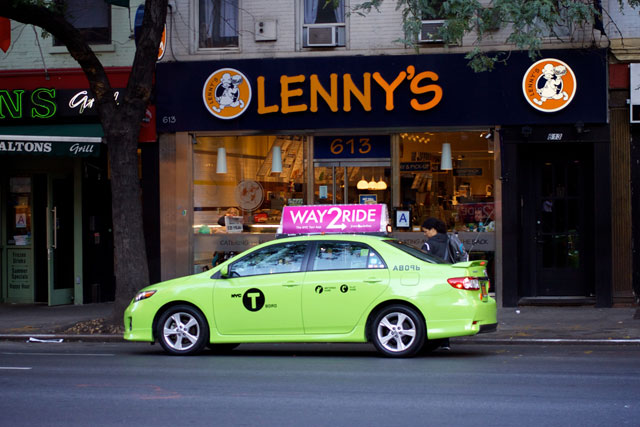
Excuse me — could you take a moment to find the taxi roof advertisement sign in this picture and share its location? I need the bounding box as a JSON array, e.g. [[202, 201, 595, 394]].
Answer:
[[279, 204, 389, 235]]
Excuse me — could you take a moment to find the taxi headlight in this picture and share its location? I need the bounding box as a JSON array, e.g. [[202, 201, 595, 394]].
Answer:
[[134, 290, 157, 302]]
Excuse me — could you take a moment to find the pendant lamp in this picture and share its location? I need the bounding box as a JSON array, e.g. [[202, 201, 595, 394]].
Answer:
[[271, 145, 283, 173], [216, 147, 227, 174], [440, 143, 452, 170], [357, 176, 369, 190], [376, 177, 387, 190], [368, 176, 377, 190]]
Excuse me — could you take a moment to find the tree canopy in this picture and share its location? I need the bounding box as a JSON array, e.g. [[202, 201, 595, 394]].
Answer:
[[351, 0, 639, 71]]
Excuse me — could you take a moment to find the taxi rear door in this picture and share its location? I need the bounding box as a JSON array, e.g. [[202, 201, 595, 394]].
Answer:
[[302, 241, 389, 334]]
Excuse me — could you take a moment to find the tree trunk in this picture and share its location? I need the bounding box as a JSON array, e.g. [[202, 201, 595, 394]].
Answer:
[[105, 125, 150, 321]]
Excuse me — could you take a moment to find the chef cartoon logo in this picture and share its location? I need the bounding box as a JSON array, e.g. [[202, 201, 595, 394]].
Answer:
[[522, 58, 576, 113], [202, 68, 252, 120]]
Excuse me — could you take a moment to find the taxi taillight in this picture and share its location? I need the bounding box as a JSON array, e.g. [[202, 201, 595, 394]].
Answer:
[[447, 277, 480, 291]]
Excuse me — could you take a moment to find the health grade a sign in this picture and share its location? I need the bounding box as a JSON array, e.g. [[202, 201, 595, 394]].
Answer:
[[278, 204, 389, 234]]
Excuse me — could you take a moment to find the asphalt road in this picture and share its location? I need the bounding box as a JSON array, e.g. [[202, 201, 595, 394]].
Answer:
[[1, 341, 639, 426]]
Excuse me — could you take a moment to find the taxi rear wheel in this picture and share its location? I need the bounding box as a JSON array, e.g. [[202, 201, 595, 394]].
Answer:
[[371, 305, 425, 358], [156, 305, 209, 356]]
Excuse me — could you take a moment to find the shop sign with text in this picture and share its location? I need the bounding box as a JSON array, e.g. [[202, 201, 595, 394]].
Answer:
[[314, 135, 390, 160], [278, 204, 389, 234], [156, 50, 607, 132], [0, 137, 101, 157]]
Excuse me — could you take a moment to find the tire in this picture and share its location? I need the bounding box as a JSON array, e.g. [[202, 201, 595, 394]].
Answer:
[[371, 305, 425, 358], [156, 305, 209, 356]]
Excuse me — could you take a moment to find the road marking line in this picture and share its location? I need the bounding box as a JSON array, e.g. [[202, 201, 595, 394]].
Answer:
[[0, 367, 32, 370]]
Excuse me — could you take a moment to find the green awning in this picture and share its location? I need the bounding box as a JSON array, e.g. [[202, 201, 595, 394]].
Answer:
[[0, 124, 103, 157]]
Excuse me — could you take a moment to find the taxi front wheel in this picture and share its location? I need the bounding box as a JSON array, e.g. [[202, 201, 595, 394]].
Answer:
[[156, 305, 209, 356], [371, 305, 425, 358]]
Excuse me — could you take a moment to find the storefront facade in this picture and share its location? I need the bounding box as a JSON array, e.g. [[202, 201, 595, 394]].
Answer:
[[156, 49, 610, 306], [0, 68, 156, 305]]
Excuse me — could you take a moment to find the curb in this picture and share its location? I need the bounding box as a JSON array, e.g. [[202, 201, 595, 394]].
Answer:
[[0, 334, 124, 343], [2, 334, 639, 345]]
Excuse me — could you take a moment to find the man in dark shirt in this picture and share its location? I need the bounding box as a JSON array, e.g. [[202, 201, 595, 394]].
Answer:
[[421, 217, 449, 260]]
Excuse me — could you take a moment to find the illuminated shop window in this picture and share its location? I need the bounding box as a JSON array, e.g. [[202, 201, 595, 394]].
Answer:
[[192, 135, 307, 234], [399, 131, 495, 233]]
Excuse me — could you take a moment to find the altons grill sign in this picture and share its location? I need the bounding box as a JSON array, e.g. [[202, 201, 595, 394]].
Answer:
[[0, 136, 101, 157]]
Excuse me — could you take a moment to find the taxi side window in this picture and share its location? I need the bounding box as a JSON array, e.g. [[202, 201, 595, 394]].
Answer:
[[312, 242, 386, 271], [230, 243, 307, 277]]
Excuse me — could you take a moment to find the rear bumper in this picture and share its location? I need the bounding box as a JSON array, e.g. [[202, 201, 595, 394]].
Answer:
[[478, 322, 498, 334]]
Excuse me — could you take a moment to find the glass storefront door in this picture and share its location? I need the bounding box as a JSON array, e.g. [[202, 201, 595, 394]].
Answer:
[[3, 174, 73, 305], [313, 165, 390, 206], [47, 175, 74, 305]]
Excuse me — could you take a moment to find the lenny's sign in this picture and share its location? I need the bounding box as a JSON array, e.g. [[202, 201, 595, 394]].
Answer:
[[156, 50, 607, 132]]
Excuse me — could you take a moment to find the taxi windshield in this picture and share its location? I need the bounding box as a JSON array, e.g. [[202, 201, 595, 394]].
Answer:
[[383, 240, 447, 264]]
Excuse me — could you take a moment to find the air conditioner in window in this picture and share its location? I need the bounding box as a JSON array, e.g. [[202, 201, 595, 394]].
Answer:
[[306, 25, 338, 47], [419, 20, 444, 43]]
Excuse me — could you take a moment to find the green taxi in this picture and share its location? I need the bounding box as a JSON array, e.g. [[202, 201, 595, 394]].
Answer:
[[124, 233, 497, 357]]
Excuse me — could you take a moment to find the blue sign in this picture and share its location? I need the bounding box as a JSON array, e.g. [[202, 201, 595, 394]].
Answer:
[[314, 135, 390, 159], [359, 194, 377, 204]]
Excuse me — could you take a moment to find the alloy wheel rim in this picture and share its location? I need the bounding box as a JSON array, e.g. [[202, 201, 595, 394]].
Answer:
[[376, 312, 417, 352], [163, 312, 200, 351]]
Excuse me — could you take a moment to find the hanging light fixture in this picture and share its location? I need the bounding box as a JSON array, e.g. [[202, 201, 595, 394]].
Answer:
[[216, 147, 227, 174], [440, 142, 452, 170], [357, 176, 369, 190], [376, 177, 387, 190], [271, 145, 282, 173], [368, 176, 377, 190]]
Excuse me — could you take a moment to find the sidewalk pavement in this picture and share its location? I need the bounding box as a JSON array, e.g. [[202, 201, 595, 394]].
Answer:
[[0, 302, 639, 344]]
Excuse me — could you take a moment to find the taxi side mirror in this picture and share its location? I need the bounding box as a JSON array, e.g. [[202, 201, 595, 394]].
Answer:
[[219, 264, 229, 278]]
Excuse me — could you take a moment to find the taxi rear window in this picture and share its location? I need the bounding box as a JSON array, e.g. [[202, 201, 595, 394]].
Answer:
[[383, 240, 446, 264]]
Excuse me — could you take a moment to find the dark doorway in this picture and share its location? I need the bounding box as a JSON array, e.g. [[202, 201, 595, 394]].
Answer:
[[519, 143, 595, 297]]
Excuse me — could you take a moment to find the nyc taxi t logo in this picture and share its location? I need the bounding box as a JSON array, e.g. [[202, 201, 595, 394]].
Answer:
[[522, 58, 576, 113], [202, 68, 252, 120]]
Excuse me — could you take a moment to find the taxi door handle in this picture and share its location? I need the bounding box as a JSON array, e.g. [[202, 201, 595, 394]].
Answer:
[[282, 282, 300, 288], [364, 278, 383, 283]]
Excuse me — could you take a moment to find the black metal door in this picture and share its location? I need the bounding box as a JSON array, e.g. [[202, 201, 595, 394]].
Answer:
[[522, 144, 593, 296]]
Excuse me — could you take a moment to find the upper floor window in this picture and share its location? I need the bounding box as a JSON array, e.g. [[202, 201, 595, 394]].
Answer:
[[54, 0, 111, 45], [303, 0, 345, 48], [199, 0, 239, 49], [419, 0, 445, 43]]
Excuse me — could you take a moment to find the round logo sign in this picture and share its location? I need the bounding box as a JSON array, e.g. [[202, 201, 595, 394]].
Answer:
[[202, 68, 252, 120], [235, 180, 264, 212], [522, 58, 576, 113], [243, 288, 265, 312]]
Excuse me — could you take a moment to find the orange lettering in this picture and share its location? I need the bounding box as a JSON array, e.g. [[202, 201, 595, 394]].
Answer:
[[281, 75, 307, 114], [372, 71, 406, 111], [410, 71, 442, 111], [343, 73, 371, 112], [310, 74, 338, 112], [257, 76, 279, 114]]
